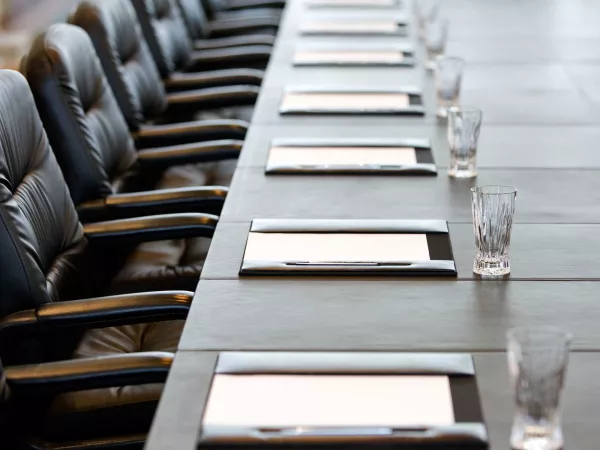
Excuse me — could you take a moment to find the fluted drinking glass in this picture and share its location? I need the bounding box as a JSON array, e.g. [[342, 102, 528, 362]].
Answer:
[[471, 185, 517, 276], [507, 326, 572, 450], [447, 107, 482, 178], [424, 17, 448, 70], [435, 56, 465, 118]]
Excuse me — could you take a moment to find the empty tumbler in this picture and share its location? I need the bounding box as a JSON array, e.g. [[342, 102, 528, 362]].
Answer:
[[435, 56, 465, 118], [424, 17, 448, 70], [447, 107, 482, 178], [471, 185, 517, 276], [507, 326, 572, 450]]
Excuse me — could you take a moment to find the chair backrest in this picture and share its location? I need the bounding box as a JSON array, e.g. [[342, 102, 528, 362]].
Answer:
[[22, 24, 138, 206], [0, 70, 88, 319], [176, 0, 211, 40], [69, 0, 168, 131], [129, 0, 194, 79], [201, 0, 229, 16]]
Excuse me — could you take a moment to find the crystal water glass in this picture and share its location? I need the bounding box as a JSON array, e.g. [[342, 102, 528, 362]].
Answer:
[[435, 56, 465, 118], [507, 326, 572, 450], [471, 185, 517, 276], [415, 0, 440, 41], [424, 17, 448, 70], [447, 107, 482, 178]]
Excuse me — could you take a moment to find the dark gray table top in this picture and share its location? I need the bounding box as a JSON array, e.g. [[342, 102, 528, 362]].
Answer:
[[200, 222, 600, 280], [146, 0, 600, 448], [221, 168, 600, 223], [147, 352, 600, 450], [180, 279, 600, 351], [239, 124, 600, 169]]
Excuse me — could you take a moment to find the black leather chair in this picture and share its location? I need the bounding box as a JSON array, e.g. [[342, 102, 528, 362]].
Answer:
[[130, 0, 275, 74], [0, 69, 214, 447], [22, 24, 238, 221], [70, 0, 260, 125], [177, 0, 278, 49]]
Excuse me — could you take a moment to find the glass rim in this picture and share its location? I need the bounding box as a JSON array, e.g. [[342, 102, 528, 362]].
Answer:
[[435, 55, 465, 64], [507, 325, 574, 344], [448, 106, 483, 115], [471, 185, 517, 195]]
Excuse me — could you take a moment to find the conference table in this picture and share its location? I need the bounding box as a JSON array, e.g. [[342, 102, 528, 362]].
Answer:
[[146, 0, 600, 448]]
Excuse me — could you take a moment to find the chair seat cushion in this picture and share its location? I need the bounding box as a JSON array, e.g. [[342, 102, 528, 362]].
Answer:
[[109, 237, 209, 293], [41, 320, 184, 441], [107, 159, 236, 294], [195, 105, 255, 123]]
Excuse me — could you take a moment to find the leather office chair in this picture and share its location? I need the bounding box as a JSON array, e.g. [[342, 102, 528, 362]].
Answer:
[[177, 0, 278, 50], [22, 24, 238, 221], [130, 0, 275, 74], [70, 0, 260, 124], [0, 69, 211, 447]]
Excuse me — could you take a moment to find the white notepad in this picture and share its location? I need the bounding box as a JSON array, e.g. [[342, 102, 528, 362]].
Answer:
[[204, 374, 455, 427], [268, 146, 418, 166], [300, 20, 399, 34], [294, 50, 404, 64], [244, 233, 431, 262], [282, 92, 410, 111]]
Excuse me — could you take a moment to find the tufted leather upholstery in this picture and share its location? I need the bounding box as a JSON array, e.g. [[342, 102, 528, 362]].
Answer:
[[70, 0, 257, 132], [22, 24, 139, 207], [130, 0, 273, 77], [22, 24, 224, 293], [0, 70, 89, 318], [69, 0, 168, 132], [23, 23, 235, 203], [132, 0, 197, 78], [23, 24, 228, 288], [0, 70, 192, 445]]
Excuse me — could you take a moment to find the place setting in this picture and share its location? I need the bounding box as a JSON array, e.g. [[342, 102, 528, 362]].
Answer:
[[265, 138, 436, 175]]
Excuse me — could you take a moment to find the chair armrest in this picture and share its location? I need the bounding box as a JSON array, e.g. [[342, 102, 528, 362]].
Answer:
[[134, 119, 248, 148], [214, 9, 281, 20], [165, 85, 259, 116], [77, 187, 229, 222], [83, 213, 218, 243], [209, 17, 279, 36], [194, 35, 275, 50], [227, 0, 286, 10], [5, 352, 173, 395], [0, 291, 192, 335], [164, 69, 263, 92], [137, 139, 242, 165], [186, 45, 271, 70]]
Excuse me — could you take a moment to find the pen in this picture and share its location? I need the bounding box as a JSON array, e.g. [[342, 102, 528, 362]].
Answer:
[[285, 261, 413, 266]]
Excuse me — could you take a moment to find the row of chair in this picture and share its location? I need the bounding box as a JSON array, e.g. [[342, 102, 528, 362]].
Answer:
[[0, 0, 283, 448]]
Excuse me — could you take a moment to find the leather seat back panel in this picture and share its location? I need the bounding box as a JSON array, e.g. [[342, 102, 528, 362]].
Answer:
[[23, 24, 138, 205], [130, 0, 194, 78], [0, 71, 88, 317], [69, 0, 168, 130]]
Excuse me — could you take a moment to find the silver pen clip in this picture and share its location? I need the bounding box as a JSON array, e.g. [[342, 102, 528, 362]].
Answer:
[[285, 261, 412, 266], [255, 427, 428, 437]]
